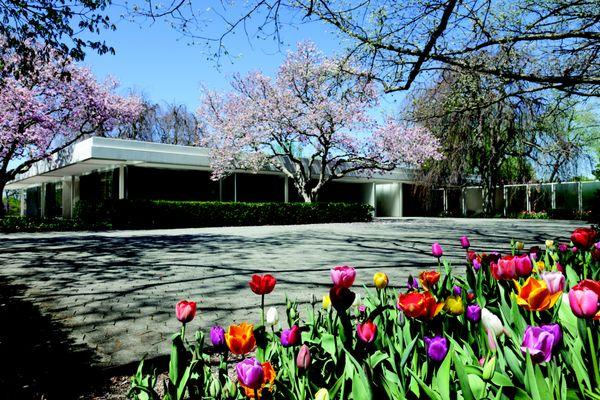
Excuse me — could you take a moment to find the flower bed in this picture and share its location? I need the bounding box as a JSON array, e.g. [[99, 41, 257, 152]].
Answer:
[[128, 227, 600, 400]]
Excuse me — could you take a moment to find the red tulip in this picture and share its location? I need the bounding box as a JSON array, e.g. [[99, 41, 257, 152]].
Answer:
[[419, 271, 441, 291], [491, 256, 517, 280], [570, 227, 598, 250], [175, 300, 197, 323], [296, 344, 311, 369], [249, 274, 277, 295], [329, 286, 356, 312], [356, 320, 377, 343], [397, 291, 444, 319]]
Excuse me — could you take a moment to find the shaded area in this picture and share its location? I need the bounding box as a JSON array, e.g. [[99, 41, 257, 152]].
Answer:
[[0, 275, 101, 399]]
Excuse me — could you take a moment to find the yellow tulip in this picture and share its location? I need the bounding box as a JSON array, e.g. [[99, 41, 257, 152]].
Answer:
[[514, 277, 561, 311], [444, 295, 465, 315], [315, 388, 330, 400], [373, 272, 389, 289], [545, 240, 554, 249], [535, 260, 545, 272], [322, 295, 331, 310], [515, 241, 524, 250]]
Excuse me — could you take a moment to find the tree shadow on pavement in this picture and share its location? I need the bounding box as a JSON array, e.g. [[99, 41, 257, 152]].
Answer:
[[0, 275, 103, 400]]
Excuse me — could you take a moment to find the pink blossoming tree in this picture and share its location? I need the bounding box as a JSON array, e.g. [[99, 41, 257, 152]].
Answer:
[[198, 42, 442, 202], [0, 38, 142, 213]]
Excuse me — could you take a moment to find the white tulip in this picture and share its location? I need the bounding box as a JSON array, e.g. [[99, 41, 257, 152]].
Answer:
[[352, 293, 362, 308], [481, 308, 504, 337], [266, 306, 279, 326]]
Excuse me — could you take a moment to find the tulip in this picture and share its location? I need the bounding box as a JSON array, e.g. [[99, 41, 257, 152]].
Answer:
[[530, 246, 541, 261], [407, 275, 419, 291], [266, 307, 279, 326], [516, 241, 525, 250], [514, 254, 533, 277], [356, 320, 377, 343], [352, 292, 362, 309], [515, 277, 562, 312], [535, 261, 545, 272], [296, 344, 311, 369], [460, 236, 470, 249], [571, 227, 598, 250], [541, 272, 565, 295], [445, 295, 465, 315], [466, 304, 481, 322], [545, 240, 554, 249], [235, 358, 264, 390], [315, 388, 330, 400], [453, 285, 462, 296], [424, 336, 449, 362], [572, 246, 578, 253], [592, 242, 600, 261], [568, 280, 600, 318], [491, 256, 517, 280], [472, 258, 481, 271], [175, 300, 197, 324], [558, 243, 568, 252], [322, 295, 331, 310], [481, 308, 505, 337], [329, 286, 356, 312], [330, 265, 356, 288], [281, 325, 301, 347], [419, 270, 441, 291], [520, 324, 562, 363], [397, 291, 444, 319], [210, 325, 226, 349], [225, 322, 256, 355], [373, 272, 389, 289], [466, 290, 475, 302], [358, 305, 366, 314], [249, 274, 277, 295], [240, 362, 276, 399], [432, 242, 444, 258]]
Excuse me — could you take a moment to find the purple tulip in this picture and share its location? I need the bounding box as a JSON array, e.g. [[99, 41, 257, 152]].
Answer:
[[235, 358, 264, 389], [424, 336, 449, 362], [558, 243, 568, 252], [520, 324, 562, 363], [453, 285, 462, 296], [432, 243, 444, 258], [572, 246, 578, 253], [407, 275, 419, 291], [210, 325, 226, 349], [460, 236, 470, 249], [466, 304, 481, 322], [281, 325, 301, 347], [472, 258, 481, 271]]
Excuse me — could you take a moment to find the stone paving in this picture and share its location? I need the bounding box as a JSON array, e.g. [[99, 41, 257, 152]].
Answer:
[[0, 218, 585, 367]]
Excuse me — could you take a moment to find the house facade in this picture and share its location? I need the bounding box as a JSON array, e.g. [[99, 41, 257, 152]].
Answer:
[[6, 137, 422, 218]]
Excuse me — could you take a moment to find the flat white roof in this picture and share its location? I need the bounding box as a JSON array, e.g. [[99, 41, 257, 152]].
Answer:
[[6, 137, 417, 189]]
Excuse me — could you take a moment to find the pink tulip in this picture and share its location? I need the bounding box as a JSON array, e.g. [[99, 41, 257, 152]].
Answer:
[[514, 254, 533, 277], [568, 283, 599, 318], [541, 272, 565, 294], [432, 243, 443, 258], [356, 320, 377, 344], [330, 265, 356, 288], [175, 300, 197, 324]]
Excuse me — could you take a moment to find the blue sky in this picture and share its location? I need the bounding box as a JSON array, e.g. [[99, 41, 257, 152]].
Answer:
[[83, 5, 352, 111]]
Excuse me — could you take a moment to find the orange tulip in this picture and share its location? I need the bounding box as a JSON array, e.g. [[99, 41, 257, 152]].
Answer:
[[514, 277, 562, 311], [225, 322, 256, 355], [397, 291, 444, 319], [419, 271, 441, 291], [242, 361, 276, 398]]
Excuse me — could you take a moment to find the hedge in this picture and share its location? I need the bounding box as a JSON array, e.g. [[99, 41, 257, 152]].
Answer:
[[73, 199, 373, 229], [0, 216, 85, 233]]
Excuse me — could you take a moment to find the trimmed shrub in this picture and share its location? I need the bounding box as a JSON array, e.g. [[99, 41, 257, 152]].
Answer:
[[74, 200, 373, 229], [0, 216, 86, 233]]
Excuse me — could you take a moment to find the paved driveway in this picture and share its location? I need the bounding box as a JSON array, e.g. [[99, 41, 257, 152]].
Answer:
[[0, 218, 585, 366]]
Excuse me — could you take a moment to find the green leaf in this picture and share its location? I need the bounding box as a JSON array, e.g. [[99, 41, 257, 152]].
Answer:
[[453, 351, 475, 400], [436, 346, 452, 400], [407, 368, 443, 400], [369, 350, 389, 369], [321, 332, 337, 362], [524, 351, 541, 400]]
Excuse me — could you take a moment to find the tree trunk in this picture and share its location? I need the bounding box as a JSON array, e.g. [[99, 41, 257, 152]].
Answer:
[[0, 177, 8, 217]]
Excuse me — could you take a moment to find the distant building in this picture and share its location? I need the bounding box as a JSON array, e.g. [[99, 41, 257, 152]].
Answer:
[[6, 137, 419, 218]]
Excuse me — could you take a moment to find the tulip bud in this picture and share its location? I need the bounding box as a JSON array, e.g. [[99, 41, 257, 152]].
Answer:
[[315, 388, 330, 400], [482, 356, 496, 380], [209, 378, 221, 398], [356, 320, 377, 343], [466, 290, 475, 302], [352, 292, 362, 308], [460, 236, 470, 249], [432, 242, 444, 258], [545, 240, 554, 249], [452, 285, 462, 296], [266, 306, 279, 326], [466, 304, 481, 322], [210, 325, 226, 349], [322, 295, 331, 310], [222, 379, 237, 398], [516, 241, 524, 250], [175, 300, 197, 324], [296, 344, 311, 369], [373, 272, 389, 289]]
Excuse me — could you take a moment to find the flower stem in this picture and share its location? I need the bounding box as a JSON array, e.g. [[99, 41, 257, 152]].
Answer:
[[254, 388, 260, 400], [587, 326, 600, 387], [261, 294, 265, 326]]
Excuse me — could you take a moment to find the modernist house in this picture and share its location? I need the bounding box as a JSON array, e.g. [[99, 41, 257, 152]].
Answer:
[[6, 137, 426, 218]]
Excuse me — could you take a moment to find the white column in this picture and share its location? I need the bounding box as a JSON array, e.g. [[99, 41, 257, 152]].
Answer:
[[461, 188, 466, 216], [503, 186, 508, 217], [526, 184, 531, 212], [40, 183, 47, 218], [118, 165, 125, 200], [551, 183, 556, 209], [219, 179, 223, 201], [62, 177, 73, 218], [20, 189, 26, 216], [395, 182, 403, 217], [72, 176, 80, 217], [442, 188, 448, 214], [370, 182, 377, 216], [233, 173, 237, 202], [284, 176, 289, 203]]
